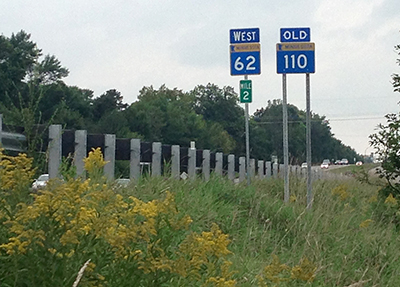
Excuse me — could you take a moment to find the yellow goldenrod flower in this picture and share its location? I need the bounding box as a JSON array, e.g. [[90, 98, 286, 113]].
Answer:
[[359, 219, 374, 228], [368, 195, 378, 203], [263, 254, 290, 283], [332, 185, 350, 201], [60, 230, 79, 246], [65, 249, 75, 258], [291, 257, 317, 282], [385, 193, 397, 206]]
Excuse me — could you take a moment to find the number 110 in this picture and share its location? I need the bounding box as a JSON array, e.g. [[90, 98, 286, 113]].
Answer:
[[284, 54, 307, 69]]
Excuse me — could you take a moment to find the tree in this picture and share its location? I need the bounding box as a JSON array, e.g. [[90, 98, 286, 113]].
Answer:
[[0, 30, 40, 107], [28, 54, 69, 85], [251, 100, 359, 164], [369, 41, 400, 195], [392, 44, 400, 93], [0, 31, 70, 111], [91, 89, 127, 122], [370, 112, 400, 194], [190, 84, 244, 153], [124, 85, 237, 152], [252, 100, 308, 163], [0, 31, 75, 173], [125, 85, 204, 145]]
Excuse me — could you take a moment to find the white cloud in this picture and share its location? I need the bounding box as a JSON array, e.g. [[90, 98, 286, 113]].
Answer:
[[314, 0, 384, 31]]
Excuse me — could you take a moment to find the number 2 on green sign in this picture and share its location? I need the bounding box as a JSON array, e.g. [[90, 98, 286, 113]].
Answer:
[[243, 91, 250, 100]]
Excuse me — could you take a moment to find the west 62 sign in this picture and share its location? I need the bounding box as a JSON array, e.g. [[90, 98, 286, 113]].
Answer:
[[230, 28, 261, 76]]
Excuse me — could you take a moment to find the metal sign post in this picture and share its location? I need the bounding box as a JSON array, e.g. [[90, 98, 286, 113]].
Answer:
[[276, 27, 315, 207], [240, 78, 252, 185], [282, 74, 289, 203], [306, 73, 312, 209], [230, 28, 261, 185]]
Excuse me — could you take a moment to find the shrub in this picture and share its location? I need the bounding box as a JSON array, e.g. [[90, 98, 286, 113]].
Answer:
[[0, 148, 236, 286]]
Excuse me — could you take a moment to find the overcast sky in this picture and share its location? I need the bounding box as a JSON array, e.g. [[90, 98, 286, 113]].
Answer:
[[1, 0, 399, 155]]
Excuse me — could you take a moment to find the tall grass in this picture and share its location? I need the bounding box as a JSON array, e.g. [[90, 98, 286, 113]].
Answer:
[[125, 173, 399, 286], [1, 150, 399, 286]]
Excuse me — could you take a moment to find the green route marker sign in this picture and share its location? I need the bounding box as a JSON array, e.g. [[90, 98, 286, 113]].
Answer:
[[240, 80, 252, 103]]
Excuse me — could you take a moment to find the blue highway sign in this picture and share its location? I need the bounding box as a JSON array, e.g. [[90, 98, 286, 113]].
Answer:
[[276, 42, 315, 74], [230, 43, 261, 75], [230, 28, 260, 44], [280, 27, 310, 42]]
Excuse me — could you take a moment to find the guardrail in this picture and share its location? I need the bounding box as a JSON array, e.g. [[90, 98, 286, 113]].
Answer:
[[0, 114, 27, 152], [0, 131, 26, 152]]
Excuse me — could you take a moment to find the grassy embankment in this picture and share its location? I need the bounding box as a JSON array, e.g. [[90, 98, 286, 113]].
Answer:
[[123, 163, 398, 286], [1, 151, 399, 286]]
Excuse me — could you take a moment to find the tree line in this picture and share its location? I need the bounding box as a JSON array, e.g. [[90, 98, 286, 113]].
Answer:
[[0, 30, 361, 168]]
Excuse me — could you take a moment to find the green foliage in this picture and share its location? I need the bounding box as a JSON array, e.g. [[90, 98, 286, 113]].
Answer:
[[0, 150, 236, 287], [0, 31, 73, 172], [29, 54, 69, 85], [0, 30, 40, 106], [191, 83, 244, 154], [251, 100, 359, 164], [124, 85, 237, 153], [4, 150, 400, 285], [1, 30, 364, 173], [370, 111, 400, 195], [392, 43, 400, 93], [369, 40, 400, 199]]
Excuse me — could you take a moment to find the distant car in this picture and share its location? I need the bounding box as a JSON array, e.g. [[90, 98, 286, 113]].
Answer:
[[301, 162, 308, 169], [32, 174, 49, 191], [356, 161, 363, 166], [340, 158, 349, 165], [334, 160, 341, 165], [115, 178, 131, 187], [320, 161, 329, 169]]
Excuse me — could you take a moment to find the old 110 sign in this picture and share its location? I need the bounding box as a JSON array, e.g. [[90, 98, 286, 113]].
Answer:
[[276, 27, 315, 74], [230, 28, 261, 75], [276, 42, 315, 74]]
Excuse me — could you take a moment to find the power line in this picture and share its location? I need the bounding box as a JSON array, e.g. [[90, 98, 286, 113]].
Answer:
[[328, 116, 384, 122], [312, 96, 399, 102], [254, 115, 385, 124]]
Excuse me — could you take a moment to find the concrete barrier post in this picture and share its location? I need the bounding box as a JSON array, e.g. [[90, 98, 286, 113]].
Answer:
[[203, 149, 210, 182], [104, 134, 116, 181], [188, 147, 196, 180], [152, 142, 162, 177], [74, 130, 87, 178], [239, 156, 246, 183], [215, 152, 223, 176], [250, 159, 255, 178], [171, 145, 180, 180], [48, 125, 62, 179], [228, 154, 235, 181], [258, 160, 265, 179], [265, 161, 272, 178], [273, 162, 279, 178], [130, 139, 141, 180], [279, 164, 284, 178]]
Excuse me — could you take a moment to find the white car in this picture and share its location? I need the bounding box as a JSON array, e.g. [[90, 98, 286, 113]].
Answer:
[[320, 159, 330, 169], [115, 178, 131, 187], [32, 174, 49, 191], [320, 162, 329, 169], [301, 162, 308, 169]]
